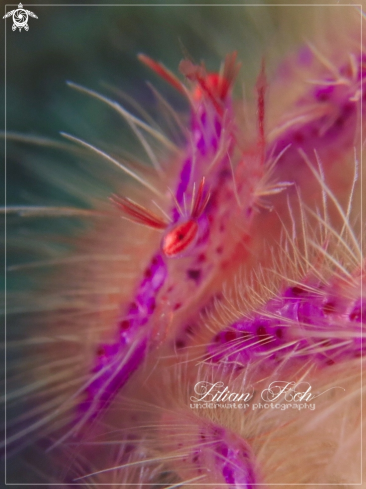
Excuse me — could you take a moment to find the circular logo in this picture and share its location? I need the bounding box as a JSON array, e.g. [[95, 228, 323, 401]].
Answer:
[[12, 8, 29, 31], [3, 3, 38, 32]]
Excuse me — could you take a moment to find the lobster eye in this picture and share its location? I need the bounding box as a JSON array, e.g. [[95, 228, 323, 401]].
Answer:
[[162, 220, 199, 257]]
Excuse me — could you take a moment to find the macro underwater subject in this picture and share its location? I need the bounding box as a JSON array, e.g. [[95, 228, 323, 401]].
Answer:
[[3, 4, 366, 488]]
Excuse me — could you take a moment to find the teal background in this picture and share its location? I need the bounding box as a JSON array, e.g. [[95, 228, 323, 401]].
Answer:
[[4, 1, 298, 290]]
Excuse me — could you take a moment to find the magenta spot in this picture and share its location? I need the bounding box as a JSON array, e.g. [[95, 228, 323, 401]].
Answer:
[[219, 168, 231, 179], [129, 302, 138, 314], [222, 465, 235, 484], [146, 297, 156, 314], [333, 102, 353, 130], [293, 131, 304, 144], [119, 320, 130, 331], [256, 325, 267, 337], [187, 269, 201, 281], [323, 301, 336, 314], [214, 334, 221, 343], [197, 136, 206, 154], [185, 324, 194, 335], [314, 84, 334, 102], [349, 300, 364, 322], [175, 158, 192, 216], [215, 118, 222, 137], [289, 286, 305, 297], [124, 444, 134, 455], [216, 442, 229, 457], [350, 308, 361, 321], [275, 328, 283, 339], [144, 267, 152, 279], [175, 339, 185, 349], [224, 330, 237, 342]]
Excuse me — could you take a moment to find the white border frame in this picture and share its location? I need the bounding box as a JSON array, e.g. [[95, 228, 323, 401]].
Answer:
[[3, 2, 363, 486]]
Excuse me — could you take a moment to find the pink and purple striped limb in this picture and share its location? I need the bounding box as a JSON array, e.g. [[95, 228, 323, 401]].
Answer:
[[162, 415, 258, 488], [207, 283, 365, 370], [77, 56, 242, 423], [268, 53, 365, 168]]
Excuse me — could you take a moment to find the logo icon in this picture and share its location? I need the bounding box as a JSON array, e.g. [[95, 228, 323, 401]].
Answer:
[[3, 3, 38, 31]]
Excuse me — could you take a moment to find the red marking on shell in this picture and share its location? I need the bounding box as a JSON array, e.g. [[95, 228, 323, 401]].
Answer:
[[193, 73, 230, 102], [162, 220, 199, 257]]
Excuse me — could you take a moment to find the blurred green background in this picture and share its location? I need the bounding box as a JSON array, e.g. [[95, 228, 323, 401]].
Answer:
[[3, 1, 323, 200], [2, 1, 358, 295], [4, 0, 301, 289], [3, 0, 353, 286]]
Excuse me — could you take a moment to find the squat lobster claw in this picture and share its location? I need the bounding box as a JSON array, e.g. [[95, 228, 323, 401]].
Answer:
[[111, 177, 210, 258]]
